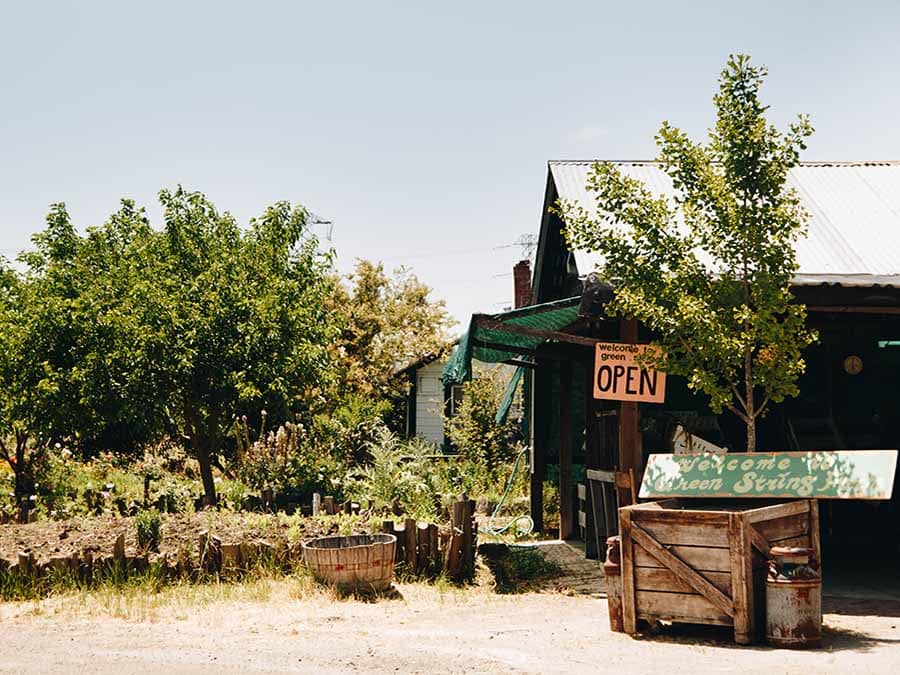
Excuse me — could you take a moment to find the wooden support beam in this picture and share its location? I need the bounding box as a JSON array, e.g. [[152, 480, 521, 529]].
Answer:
[[559, 360, 574, 540], [473, 315, 598, 348], [748, 525, 772, 557], [618, 318, 644, 482], [807, 306, 900, 315], [530, 358, 547, 532], [631, 522, 735, 618]]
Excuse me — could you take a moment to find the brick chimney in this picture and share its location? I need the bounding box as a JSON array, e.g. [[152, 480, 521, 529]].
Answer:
[[513, 259, 532, 308]]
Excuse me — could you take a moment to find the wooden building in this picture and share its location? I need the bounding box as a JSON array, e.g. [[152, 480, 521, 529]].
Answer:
[[449, 160, 900, 560]]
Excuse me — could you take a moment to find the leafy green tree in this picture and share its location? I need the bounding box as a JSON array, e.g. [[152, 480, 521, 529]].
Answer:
[[332, 260, 453, 400], [112, 187, 341, 503], [1, 189, 341, 507], [560, 55, 816, 451]]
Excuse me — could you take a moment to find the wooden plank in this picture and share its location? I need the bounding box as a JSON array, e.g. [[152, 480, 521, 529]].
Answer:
[[748, 525, 771, 556], [632, 520, 729, 547], [404, 518, 417, 571], [636, 591, 732, 625], [728, 513, 753, 644], [753, 513, 809, 542], [631, 523, 734, 617], [633, 508, 731, 525], [746, 500, 810, 523], [577, 483, 586, 500], [586, 468, 615, 483], [619, 506, 638, 634], [809, 499, 822, 573], [634, 567, 733, 595], [634, 545, 732, 572], [530, 357, 547, 532]]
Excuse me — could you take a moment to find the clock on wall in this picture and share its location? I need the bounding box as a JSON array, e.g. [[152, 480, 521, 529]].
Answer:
[[843, 355, 863, 375]]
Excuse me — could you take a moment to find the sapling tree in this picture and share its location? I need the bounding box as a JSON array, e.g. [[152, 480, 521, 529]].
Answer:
[[560, 55, 816, 451]]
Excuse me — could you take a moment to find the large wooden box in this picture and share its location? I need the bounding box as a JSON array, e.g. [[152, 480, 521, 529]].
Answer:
[[618, 498, 820, 644]]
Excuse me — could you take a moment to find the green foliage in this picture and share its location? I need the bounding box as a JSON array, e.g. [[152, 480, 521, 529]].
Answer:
[[0, 189, 343, 505], [560, 55, 817, 450], [135, 509, 162, 552], [444, 369, 520, 474], [330, 260, 454, 402], [235, 420, 345, 506], [345, 427, 440, 521]]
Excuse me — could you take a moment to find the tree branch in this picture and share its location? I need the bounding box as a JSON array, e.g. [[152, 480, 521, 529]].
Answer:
[[727, 404, 750, 424]]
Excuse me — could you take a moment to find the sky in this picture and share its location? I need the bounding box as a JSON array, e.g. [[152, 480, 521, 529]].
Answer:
[[2, 1, 900, 329]]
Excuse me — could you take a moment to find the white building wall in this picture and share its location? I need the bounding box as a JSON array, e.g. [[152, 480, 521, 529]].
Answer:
[[414, 360, 446, 446]]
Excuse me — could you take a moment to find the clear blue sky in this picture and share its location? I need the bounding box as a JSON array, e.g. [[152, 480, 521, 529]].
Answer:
[[3, 1, 899, 328]]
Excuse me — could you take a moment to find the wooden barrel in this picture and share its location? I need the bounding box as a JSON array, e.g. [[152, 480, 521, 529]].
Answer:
[[302, 534, 396, 592]]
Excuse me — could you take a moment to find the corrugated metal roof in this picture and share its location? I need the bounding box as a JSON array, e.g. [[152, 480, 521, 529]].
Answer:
[[549, 160, 900, 287]]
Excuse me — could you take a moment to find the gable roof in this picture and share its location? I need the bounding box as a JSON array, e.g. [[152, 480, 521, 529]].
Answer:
[[547, 160, 900, 288]]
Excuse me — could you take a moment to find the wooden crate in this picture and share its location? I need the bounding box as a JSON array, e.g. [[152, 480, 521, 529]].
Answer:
[[618, 498, 820, 644]]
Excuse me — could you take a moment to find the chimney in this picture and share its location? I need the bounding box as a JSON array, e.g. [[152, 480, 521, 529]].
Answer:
[[513, 259, 532, 308]]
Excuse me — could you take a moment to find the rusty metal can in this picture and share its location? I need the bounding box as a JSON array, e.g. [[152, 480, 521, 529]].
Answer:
[[603, 536, 624, 633], [765, 546, 821, 647]]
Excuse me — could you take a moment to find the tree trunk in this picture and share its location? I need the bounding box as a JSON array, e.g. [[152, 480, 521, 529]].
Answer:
[[746, 419, 757, 452], [195, 439, 218, 506]]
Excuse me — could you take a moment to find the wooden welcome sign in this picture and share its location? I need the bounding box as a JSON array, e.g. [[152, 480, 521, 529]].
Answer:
[[593, 342, 666, 403], [639, 450, 899, 500]]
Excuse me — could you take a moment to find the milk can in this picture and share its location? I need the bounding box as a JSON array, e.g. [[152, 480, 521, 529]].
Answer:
[[765, 546, 821, 647]]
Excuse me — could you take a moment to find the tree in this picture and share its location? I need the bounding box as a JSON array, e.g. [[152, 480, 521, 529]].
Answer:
[[560, 55, 816, 451], [1, 189, 341, 507], [111, 187, 341, 503], [332, 260, 454, 400], [0, 205, 83, 513]]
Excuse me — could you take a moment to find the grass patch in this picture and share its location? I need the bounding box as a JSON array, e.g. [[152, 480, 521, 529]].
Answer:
[[485, 547, 562, 594]]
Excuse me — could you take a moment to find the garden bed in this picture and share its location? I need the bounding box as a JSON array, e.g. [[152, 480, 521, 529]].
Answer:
[[0, 511, 367, 572]]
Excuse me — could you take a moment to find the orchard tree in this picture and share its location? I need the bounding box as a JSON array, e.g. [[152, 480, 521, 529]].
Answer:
[[115, 187, 341, 503], [561, 55, 816, 451]]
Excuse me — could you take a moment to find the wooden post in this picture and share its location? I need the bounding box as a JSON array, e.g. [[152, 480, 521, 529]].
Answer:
[[559, 360, 574, 540], [312, 493, 321, 516], [404, 518, 417, 571], [323, 496, 334, 515], [584, 357, 599, 558], [728, 512, 754, 644], [530, 357, 547, 532], [618, 507, 637, 635], [618, 318, 643, 483], [417, 522, 430, 572]]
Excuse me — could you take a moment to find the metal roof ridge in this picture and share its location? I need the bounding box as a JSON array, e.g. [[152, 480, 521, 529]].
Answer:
[[549, 159, 900, 166]]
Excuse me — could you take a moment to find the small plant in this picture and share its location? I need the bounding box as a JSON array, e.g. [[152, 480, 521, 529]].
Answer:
[[135, 509, 162, 552]]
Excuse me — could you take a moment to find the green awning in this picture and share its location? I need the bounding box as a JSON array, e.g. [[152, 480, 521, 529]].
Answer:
[[442, 296, 581, 385]]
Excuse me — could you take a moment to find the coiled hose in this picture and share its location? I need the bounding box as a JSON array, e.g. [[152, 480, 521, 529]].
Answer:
[[482, 446, 535, 541]]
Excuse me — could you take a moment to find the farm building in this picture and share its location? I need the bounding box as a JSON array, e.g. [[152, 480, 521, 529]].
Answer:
[[446, 160, 900, 565]]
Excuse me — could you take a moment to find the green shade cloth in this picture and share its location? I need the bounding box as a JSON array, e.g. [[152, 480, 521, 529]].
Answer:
[[441, 296, 581, 385], [495, 366, 524, 425]]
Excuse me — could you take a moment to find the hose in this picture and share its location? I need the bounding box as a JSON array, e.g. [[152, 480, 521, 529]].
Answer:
[[482, 446, 535, 542]]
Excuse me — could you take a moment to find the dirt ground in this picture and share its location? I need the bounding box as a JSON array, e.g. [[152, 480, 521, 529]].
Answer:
[[1, 579, 898, 675]]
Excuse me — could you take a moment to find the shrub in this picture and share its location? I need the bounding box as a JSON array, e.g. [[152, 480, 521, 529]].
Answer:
[[345, 428, 441, 521], [135, 509, 162, 551], [444, 369, 521, 476]]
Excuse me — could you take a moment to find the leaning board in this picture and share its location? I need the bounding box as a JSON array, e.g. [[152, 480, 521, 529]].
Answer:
[[640, 450, 898, 500]]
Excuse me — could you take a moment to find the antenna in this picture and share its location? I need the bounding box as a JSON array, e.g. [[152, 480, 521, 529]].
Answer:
[[308, 212, 334, 242], [513, 233, 537, 260]]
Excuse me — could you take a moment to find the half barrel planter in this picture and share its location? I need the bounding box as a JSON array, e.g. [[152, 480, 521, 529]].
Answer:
[[302, 533, 397, 592], [618, 498, 820, 644]]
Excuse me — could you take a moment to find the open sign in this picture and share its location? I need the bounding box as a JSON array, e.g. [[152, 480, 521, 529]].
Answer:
[[593, 342, 666, 403]]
